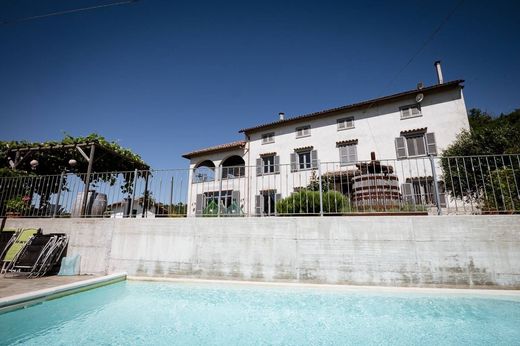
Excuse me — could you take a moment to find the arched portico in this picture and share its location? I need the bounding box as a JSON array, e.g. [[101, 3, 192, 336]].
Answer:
[[193, 160, 216, 182], [221, 155, 245, 179]]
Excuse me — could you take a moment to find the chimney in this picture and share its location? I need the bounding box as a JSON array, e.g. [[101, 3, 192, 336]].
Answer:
[[279, 112, 285, 121], [434, 60, 444, 84], [417, 82, 424, 90]]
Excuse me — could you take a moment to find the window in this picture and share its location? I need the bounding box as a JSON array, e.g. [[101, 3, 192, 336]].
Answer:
[[255, 190, 281, 216], [221, 155, 245, 179], [256, 155, 280, 176], [204, 190, 232, 209], [262, 132, 275, 144], [222, 166, 245, 179], [295, 125, 311, 138], [400, 104, 422, 119], [195, 190, 241, 216], [406, 135, 427, 157], [339, 144, 358, 166], [263, 155, 275, 173], [290, 149, 317, 171], [402, 179, 446, 207], [298, 151, 311, 170], [337, 117, 354, 131], [395, 132, 437, 159]]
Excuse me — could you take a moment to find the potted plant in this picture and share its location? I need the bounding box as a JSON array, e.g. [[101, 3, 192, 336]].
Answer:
[[6, 195, 30, 217]]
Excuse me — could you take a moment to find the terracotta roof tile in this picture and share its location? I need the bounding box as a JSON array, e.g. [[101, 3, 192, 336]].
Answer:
[[336, 139, 358, 147], [400, 127, 427, 135]]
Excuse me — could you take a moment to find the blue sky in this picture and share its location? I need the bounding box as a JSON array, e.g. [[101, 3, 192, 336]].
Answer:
[[1, 0, 519, 169]]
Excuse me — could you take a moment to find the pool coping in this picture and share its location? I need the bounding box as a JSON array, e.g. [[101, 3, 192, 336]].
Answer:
[[0, 272, 127, 314], [128, 276, 520, 298]]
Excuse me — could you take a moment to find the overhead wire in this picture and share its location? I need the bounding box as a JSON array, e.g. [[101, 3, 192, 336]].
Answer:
[[0, 0, 140, 25], [363, 0, 465, 156]]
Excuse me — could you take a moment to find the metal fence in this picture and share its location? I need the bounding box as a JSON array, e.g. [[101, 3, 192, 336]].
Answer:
[[0, 154, 519, 218]]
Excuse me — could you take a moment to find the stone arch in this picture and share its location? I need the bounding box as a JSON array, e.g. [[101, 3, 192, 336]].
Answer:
[[193, 160, 216, 182], [221, 155, 245, 179]]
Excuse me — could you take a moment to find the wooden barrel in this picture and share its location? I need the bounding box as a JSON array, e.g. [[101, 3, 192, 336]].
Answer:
[[71, 191, 96, 217], [91, 193, 107, 216], [351, 173, 401, 209]]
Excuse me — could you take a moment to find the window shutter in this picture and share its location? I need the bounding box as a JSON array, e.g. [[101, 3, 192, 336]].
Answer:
[[338, 121, 345, 130], [339, 146, 346, 165], [348, 145, 358, 164], [195, 194, 204, 216], [256, 158, 263, 176], [275, 193, 281, 215], [274, 155, 280, 173], [255, 195, 262, 216], [311, 150, 318, 169], [426, 132, 437, 155], [290, 153, 298, 172], [401, 183, 413, 203], [435, 181, 446, 207], [395, 137, 407, 159], [232, 190, 240, 204]]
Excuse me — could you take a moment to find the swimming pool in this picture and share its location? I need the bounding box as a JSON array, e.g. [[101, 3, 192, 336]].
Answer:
[[1, 280, 519, 345]]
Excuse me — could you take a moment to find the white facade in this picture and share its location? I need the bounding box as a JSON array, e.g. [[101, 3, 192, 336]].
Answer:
[[184, 80, 469, 216]]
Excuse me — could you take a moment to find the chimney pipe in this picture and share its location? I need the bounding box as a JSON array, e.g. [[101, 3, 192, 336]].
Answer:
[[279, 112, 285, 121], [434, 61, 444, 84]]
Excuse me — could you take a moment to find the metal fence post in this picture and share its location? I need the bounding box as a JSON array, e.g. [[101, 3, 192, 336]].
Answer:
[[129, 169, 138, 218], [429, 154, 442, 215], [53, 171, 65, 218], [217, 167, 223, 217], [169, 176, 174, 216], [318, 160, 324, 216]]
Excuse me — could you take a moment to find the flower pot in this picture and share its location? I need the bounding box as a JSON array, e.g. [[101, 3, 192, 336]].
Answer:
[[6, 211, 21, 218]]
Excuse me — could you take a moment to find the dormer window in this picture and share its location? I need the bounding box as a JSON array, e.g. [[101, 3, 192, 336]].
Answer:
[[337, 117, 354, 131], [295, 125, 311, 138], [400, 104, 422, 119], [261, 132, 275, 144]]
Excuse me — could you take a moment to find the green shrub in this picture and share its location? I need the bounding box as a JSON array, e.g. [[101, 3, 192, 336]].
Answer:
[[483, 168, 520, 212], [276, 190, 350, 215]]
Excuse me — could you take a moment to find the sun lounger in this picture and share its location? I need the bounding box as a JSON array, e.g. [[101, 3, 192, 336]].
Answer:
[[0, 228, 19, 261], [8, 234, 55, 275], [5, 231, 69, 278], [0, 228, 40, 274]]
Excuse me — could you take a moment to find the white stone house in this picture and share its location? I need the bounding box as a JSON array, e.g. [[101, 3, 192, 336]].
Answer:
[[183, 64, 470, 216], [108, 197, 168, 218]]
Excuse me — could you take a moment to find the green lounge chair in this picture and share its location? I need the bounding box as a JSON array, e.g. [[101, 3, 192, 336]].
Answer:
[[1, 228, 39, 274]]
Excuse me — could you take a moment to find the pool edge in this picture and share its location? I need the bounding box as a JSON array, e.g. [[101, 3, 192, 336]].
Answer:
[[127, 276, 520, 298], [0, 273, 127, 314]]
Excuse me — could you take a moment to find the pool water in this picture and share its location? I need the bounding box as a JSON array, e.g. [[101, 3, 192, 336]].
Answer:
[[1, 281, 519, 345]]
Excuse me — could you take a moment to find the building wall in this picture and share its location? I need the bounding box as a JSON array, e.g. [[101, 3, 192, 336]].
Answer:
[[187, 148, 247, 215], [5, 216, 520, 288], [186, 86, 469, 216]]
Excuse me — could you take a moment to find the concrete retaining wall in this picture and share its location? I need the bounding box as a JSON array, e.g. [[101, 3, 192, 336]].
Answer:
[[5, 216, 520, 288]]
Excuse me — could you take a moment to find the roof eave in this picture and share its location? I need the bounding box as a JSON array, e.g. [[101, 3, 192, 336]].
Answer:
[[239, 80, 464, 134], [182, 142, 246, 160]]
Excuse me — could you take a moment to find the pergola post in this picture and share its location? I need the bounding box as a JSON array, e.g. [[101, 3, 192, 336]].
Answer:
[[81, 144, 96, 217]]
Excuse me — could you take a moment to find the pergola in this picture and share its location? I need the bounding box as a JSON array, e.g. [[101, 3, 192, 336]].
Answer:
[[5, 141, 150, 216]]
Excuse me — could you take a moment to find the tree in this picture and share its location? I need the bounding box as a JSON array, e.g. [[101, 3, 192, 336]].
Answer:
[[441, 109, 520, 212]]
